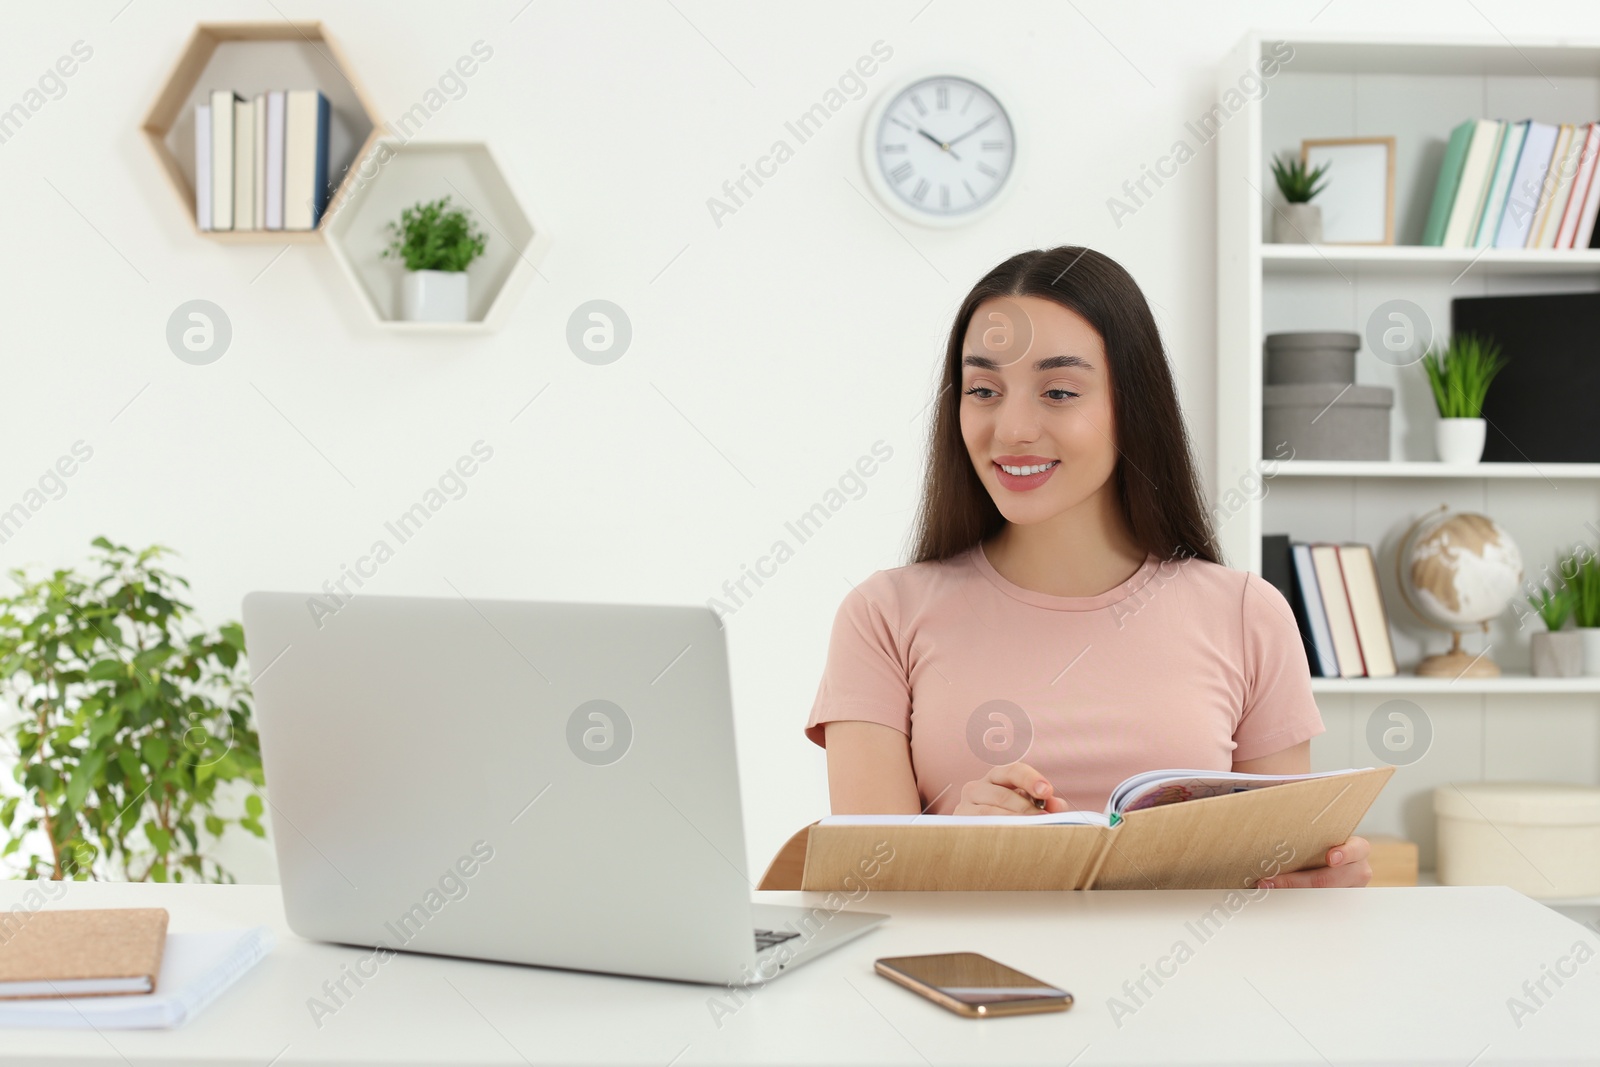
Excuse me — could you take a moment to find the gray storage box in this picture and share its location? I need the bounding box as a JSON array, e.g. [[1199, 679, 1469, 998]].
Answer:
[[1265, 331, 1360, 385], [1263, 383, 1392, 460]]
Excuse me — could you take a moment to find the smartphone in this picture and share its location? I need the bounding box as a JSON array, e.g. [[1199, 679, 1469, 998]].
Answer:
[[874, 952, 1073, 1018]]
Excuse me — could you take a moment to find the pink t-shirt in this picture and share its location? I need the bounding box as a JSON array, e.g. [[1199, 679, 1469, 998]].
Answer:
[[805, 545, 1324, 814]]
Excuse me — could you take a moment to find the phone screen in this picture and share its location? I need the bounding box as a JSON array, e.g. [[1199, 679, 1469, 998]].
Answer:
[[876, 952, 1071, 1010]]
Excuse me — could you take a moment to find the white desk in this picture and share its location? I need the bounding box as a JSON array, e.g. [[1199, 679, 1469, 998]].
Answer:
[[1, 882, 1597, 1065]]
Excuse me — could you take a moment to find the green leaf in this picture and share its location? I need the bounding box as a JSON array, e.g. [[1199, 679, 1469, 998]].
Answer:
[[141, 735, 171, 771], [144, 821, 171, 855], [244, 794, 264, 819], [65, 749, 106, 811], [87, 659, 129, 681], [204, 814, 225, 837]]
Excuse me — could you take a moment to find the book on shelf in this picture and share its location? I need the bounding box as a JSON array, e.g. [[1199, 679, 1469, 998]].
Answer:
[[1265, 537, 1399, 680], [1530, 123, 1580, 249], [1495, 120, 1558, 248], [1336, 544, 1397, 677], [1555, 123, 1600, 249], [208, 90, 242, 231], [283, 89, 331, 231], [198, 86, 327, 233], [1473, 119, 1527, 247], [264, 90, 286, 231], [803, 766, 1395, 891], [1422, 119, 1475, 246], [251, 94, 267, 230], [1442, 119, 1502, 248], [231, 96, 254, 234], [193, 103, 211, 231], [1310, 544, 1364, 677]]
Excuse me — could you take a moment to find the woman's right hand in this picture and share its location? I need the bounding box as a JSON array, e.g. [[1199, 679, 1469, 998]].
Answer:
[[953, 762, 1070, 815]]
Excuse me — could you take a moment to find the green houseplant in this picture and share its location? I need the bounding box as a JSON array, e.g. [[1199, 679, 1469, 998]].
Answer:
[[1269, 154, 1329, 243], [383, 196, 489, 324], [0, 538, 265, 882], [1420, 332, 1508, 464]]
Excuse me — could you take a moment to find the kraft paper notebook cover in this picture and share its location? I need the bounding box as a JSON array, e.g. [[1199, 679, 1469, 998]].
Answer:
[[0, 908, 168, 999], [802, 766, 1394, 892]]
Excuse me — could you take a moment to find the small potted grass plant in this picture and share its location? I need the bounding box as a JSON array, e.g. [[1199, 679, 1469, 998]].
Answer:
[[383, 196, 488, 323], [1528, 573, 1580, 677], [1573, 552, 1600, 676], [1420, 332, 1508, 464], [1269, 154, 1329, 243]]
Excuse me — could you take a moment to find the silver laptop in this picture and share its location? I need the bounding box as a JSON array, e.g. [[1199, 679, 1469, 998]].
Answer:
[[241, 591, 885, 986]]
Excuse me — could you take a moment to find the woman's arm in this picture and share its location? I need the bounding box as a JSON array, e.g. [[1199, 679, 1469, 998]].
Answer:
[[823, 721, 922, 814], [1233, 738, 1310, 775], [824, 720, 1073, 815], [1235, 739, 1371, 888]]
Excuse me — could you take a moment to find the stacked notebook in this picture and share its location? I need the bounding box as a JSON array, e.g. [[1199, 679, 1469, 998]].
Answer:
[[1422, 118, 1600, 249], [1262, 534, 1398, 679], [196, 88, 330, 232], [0, 908, 272, 1029]]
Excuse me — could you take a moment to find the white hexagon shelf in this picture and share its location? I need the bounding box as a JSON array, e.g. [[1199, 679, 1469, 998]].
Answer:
[[324, 141, 548, 332]]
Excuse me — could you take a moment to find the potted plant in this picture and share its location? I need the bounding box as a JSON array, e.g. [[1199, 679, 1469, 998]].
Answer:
[[1573, 552, 1600, 676], [383, 196, 488, 323], [0, 538, 265, 881], [1420, 332, 1508, 464], [1528, 578, 1581, 677], [1269, 154, 1329, 243]]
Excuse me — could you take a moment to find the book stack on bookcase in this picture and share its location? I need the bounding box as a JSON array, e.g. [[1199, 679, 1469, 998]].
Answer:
[[195, 88, 330, 233], [1422, 118, 1600, 250], [1262, 534, 1397, 680]]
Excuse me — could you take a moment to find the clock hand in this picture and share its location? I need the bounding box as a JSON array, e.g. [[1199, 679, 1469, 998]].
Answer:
[[946, 114, 996, 147], [916, 127, 962, 162]]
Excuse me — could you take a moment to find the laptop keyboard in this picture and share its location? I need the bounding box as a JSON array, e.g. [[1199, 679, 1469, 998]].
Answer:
[[754, 928, 800, 953]]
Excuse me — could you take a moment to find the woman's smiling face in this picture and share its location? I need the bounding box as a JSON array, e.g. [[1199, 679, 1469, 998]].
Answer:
[[959, 294, 1119, 526]]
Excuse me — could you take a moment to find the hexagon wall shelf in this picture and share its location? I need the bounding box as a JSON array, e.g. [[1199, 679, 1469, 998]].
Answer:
[[141, 21, 382, 243], [324, 141, 549, 332]]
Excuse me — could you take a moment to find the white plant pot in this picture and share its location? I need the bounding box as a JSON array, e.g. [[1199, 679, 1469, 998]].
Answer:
[[400, 269, 469, 323], [1581, 628, 1600, 677], [1272, 203, 1322, 244], [1434, 417, 1487, 464], [1532, 630, 1585, 678]]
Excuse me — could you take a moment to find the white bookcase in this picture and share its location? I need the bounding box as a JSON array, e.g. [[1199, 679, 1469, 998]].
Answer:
[[1215, 32, 1600, 870]]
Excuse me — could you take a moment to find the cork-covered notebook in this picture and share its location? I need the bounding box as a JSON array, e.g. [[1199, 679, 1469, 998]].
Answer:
[[802, 766, 1394, 891], [0, 908, 169, 999]]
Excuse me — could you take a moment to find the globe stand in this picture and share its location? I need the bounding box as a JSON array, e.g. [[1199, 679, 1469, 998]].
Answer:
[[1415, 627, 1500, 679]]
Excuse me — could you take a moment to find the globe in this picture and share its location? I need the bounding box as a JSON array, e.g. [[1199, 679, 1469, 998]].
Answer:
[[1397, 508, 1524, 677]]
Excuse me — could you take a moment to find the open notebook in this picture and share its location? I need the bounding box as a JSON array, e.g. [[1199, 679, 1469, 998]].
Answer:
[[807, 765, 1394, 891], [819, 767, 1364, 829]]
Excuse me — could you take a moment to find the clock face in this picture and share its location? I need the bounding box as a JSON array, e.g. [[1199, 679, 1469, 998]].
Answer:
[[871, 75, 1016, 220]]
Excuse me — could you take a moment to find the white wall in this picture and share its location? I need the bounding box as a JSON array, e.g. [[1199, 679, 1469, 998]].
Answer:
[[3, 0, 1597, 883]]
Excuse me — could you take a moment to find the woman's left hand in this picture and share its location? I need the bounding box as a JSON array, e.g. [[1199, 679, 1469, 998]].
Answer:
[[1256, 835, 1371, 889]]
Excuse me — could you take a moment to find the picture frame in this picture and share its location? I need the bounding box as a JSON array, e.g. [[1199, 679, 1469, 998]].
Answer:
[[1301, 136, 1396, 245]]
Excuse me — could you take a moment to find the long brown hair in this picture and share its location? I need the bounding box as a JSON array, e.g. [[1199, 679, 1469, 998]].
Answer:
[[910, 246, 1220, 566]]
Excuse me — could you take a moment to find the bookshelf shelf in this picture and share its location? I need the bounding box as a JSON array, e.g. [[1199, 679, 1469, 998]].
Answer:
[[1311, 673, 1600, 695], [1218, 32, 1600, 869], [1261, 243, 1600, 274], [140, 21, 381, 241], [1273, 460, 1600, 479]]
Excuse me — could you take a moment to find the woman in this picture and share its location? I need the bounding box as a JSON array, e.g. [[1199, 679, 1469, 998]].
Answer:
[[804, 247, 1369, 889]]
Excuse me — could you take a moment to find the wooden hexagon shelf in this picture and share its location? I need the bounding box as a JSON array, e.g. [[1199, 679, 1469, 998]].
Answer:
[[324, 141, 549, 333], [141, 21, 381, 243]]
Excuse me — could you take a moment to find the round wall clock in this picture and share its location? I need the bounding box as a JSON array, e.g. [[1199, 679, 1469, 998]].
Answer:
[[862, 71, 1020, 227]]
